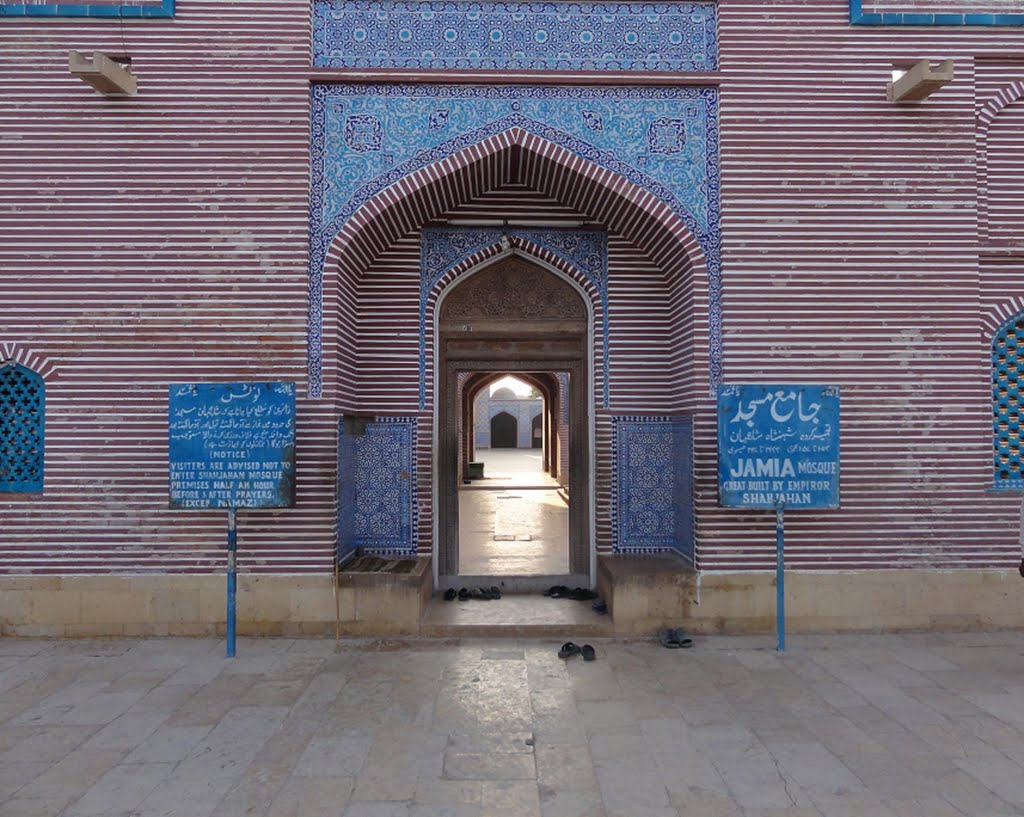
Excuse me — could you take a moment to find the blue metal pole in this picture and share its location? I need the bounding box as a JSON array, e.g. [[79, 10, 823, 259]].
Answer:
[[776, 504, 785, 652], [226, 507, 237, 658]]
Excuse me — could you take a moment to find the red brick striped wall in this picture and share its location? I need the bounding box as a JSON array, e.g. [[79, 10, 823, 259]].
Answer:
[[0, 2, 337, 574], [714, 0, 1024, 570]]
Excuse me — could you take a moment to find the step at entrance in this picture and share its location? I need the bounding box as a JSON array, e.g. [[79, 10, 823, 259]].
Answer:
[[421, 594, 614, 638]]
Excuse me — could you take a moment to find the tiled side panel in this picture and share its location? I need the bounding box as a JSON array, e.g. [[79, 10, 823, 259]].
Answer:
[[611, 416, 694, 557], [350, 419, 417, 555]]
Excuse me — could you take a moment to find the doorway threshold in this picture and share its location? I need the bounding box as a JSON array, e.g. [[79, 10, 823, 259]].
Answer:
[[421, 593, 614, 638]]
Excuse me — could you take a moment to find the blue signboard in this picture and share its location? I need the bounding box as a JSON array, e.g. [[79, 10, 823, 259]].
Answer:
[[168, 382, 296, 509], [718, 384, 840, 510]]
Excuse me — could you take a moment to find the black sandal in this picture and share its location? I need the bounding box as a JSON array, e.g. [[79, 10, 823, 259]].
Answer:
[[558, 642, 581, 659]]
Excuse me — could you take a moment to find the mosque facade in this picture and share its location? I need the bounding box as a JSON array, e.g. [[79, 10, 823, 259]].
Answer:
[[3, 0, 1024, 634]]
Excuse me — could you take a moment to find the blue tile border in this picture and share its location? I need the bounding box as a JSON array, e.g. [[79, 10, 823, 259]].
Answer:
[[850, 0, 1024, 25], [313, 0, 718, 72], [0, 0, 173, 16]]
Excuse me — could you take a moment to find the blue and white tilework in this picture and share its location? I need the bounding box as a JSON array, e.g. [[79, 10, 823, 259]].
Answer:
[[309, 83, 721, 397], [419, 226, 609, 408], [313, 1, 718, 72], [611, 415, 693, 559], [851, 0, 1024, 25], [0, 0, 173, 16], [337, 417, 418, 556]]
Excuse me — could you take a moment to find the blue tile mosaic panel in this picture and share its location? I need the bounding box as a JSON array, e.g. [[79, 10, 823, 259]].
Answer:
[[0, 362, 45, 493], [337, 417, 418, 555], [992, 313, 1024, 489], [308, 82, 721, 397], [851, 0, 1024, 25], [611, 416, 693, 559], [0, 0, 173, 16], [419, 227, 609, 407], [313, 1, 718, 72]]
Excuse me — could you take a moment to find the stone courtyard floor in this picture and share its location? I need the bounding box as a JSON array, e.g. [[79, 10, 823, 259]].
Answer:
[[2, 633, 1024, 816]]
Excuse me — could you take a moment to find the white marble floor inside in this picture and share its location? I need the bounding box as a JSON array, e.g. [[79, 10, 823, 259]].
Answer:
[[458, 449, 568, 576]]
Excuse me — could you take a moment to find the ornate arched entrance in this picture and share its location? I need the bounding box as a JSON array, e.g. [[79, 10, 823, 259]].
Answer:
[[437, 254, 591, 583], [323, 124, 706, 583]]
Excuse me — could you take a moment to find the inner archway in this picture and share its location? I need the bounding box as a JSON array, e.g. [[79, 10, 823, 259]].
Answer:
[[437, 253, 590, 585]]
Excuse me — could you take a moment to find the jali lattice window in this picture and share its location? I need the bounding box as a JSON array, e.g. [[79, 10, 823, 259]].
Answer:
[[993, 314, 1024, 488], [0, 362, 45, 493]]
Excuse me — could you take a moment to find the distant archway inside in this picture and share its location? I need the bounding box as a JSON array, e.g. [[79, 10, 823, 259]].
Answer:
[[490, 412, 518, 448]]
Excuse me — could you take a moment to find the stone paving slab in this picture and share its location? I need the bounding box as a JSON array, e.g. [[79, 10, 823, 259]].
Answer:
[[2, 633, 1024, 816]]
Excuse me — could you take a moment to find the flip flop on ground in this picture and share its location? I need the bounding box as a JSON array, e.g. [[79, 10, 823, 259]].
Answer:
[[558, 642, 581, 659]]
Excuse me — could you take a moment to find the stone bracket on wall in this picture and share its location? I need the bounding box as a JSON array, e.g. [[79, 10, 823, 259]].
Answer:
[[887, 59, 954, 103]]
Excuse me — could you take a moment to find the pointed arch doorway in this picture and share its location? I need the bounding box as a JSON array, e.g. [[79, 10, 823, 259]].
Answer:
[[436, 253, 592, 589]]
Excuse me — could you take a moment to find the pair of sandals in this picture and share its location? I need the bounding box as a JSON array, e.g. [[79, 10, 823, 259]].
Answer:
[[444, 586, 501, 601], [558, 642, 596, 661], [659, 628, 693, 649]]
